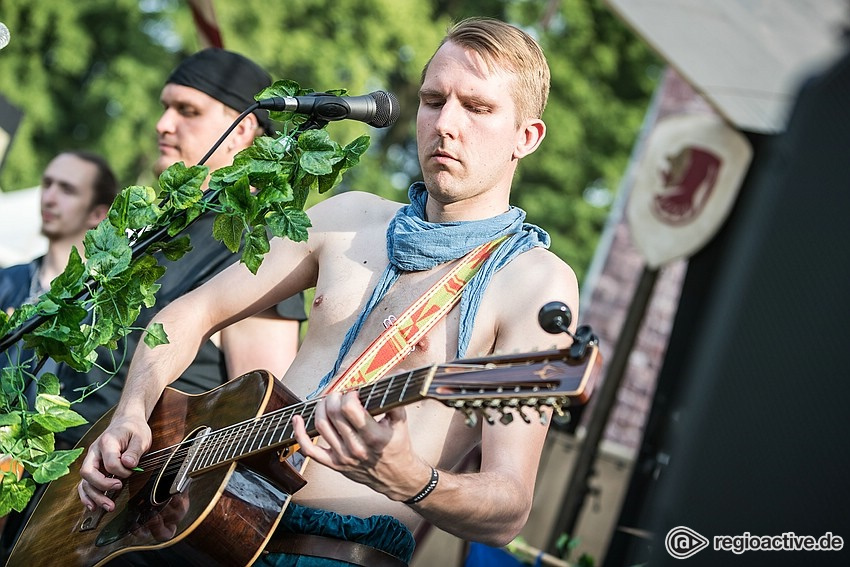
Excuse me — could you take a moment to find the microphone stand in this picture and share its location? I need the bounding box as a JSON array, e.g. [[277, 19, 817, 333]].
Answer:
[[0, 103, 326, 361]]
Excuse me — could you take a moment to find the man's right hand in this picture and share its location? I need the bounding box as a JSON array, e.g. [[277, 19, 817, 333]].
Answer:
[[78, 414, 152, 512]]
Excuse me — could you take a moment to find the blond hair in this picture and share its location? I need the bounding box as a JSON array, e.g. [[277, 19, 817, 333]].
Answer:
[[422, 17, 551, 124]]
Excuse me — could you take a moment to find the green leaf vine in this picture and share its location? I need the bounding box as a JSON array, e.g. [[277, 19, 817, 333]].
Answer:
[[0, 79, 370, 516]]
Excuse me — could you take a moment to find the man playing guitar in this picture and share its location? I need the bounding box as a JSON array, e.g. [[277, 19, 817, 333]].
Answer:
[[77, 17, 580, 566]]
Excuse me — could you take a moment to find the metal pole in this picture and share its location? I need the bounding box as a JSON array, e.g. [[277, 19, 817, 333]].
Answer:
[[546, 264, 659, 554]]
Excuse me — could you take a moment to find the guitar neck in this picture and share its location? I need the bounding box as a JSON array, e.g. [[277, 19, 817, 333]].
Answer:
[[176, 366, 436, 476], [161, 345, 598, 479]]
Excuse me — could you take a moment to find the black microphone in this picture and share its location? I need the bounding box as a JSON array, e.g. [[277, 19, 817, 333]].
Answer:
[[256, 91, 400, 128]]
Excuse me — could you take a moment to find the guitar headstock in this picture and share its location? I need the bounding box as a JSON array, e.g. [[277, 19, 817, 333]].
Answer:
[[424, 344, 601, 427]]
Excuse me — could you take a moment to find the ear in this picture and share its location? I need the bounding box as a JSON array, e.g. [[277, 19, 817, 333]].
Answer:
[[513, 119, 546, 160], [87, 204, 110, 229], [232, 113, 261, 147]]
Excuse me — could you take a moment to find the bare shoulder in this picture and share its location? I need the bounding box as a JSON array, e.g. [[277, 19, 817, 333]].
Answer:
[[500, 247, 578, 294], [487, 247, 580, 342], [307, 191, 403, 231]]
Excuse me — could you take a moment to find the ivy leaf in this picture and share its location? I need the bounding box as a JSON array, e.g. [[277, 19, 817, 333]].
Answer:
[[298, 129, 342, 176], [209, 162, 252, 188], [48, 246, 86, 299], [256, 78, 302, 100], [166, 205, 203, 237], [159, 162, 207, 211], [36, 373, 61, 396], [242, 227, 271, 274], [30, 448, 84, 485], [343, 135, 371, 163], [220, 176, 257, 219], [317, 135, 371, 194], [125, 255, 167, 310], [0, 476, 35, 516], [239, 136, 289, 163], [148, 235, 193, 262], [213, 213, 244, 253], [26, 303, 89, 364], [266, 208, 311, 243], [0, 412, 20, 428], [0, 303, 36, 340], [143, 322, 169, 349], [257, 181, 293, 207], [109, 185, 162, 231], [33, 394, 88, 432], [84, 222, 132, 281]]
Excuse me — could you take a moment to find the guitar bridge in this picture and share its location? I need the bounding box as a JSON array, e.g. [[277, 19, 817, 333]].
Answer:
[[78, 500, 109, 532]]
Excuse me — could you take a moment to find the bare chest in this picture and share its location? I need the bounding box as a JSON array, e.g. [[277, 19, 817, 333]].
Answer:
[[286, 244, 500, 397]]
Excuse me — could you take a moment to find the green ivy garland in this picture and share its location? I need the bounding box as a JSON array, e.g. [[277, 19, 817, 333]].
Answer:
[[0, 79, 370, 516]]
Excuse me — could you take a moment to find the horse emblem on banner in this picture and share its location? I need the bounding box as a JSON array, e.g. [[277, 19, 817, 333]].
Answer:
[[627, 113, 752, 267]]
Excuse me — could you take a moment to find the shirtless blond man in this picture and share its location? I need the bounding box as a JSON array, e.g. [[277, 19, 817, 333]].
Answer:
[[79, 17, 579, 565]]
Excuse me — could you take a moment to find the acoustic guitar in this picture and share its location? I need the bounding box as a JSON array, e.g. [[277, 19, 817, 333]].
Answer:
[[6, 344, 600, 567]]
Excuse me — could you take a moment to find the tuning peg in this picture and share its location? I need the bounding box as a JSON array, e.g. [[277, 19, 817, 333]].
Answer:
[[538, 302, 573, 334], [499, 409, 515, 425], [463, 409, 478, 428], [516, 406, 532, 424], [550, 399, 565, 417]]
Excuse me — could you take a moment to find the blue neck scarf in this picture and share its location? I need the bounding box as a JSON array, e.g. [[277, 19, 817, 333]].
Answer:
[[310, 182, 550, 397]]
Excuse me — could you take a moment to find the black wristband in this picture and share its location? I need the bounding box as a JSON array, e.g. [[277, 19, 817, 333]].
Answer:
[[403, 466, 439, 505]]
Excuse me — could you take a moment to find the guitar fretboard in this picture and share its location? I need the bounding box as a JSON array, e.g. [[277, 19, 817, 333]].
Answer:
[[185, 366, 432, 475]]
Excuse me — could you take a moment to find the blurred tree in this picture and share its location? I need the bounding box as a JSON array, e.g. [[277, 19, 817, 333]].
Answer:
[[0, 0, 191, 190], [506, 0, 661, 280], [0, 0, 658, 283]]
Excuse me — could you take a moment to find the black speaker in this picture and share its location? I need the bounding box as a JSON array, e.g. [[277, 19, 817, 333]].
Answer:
[[613, 48, 850, 566]]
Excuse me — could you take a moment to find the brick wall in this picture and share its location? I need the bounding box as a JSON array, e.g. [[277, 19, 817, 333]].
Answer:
[[580, 68, 719, 456]]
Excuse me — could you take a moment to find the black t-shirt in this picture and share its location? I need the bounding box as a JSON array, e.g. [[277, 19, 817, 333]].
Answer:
[[57, 213, 307, 444]]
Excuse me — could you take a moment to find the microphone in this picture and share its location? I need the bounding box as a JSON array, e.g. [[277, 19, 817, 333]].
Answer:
[[257, 91, 400, 128], [0, 22, 10, 50]]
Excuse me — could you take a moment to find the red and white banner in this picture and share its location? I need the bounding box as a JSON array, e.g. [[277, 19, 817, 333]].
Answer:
[[627, 113, 752, 267], [186, 0, 223, 48]]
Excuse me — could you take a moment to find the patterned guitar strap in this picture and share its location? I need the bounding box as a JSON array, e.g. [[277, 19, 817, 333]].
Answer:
[[323, 235, 508, 394], [280, 236, 507, 527]]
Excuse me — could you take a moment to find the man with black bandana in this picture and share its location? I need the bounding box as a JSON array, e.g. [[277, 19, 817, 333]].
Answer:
[[55, 48, 308, 444], [2, 49, 308, 562]]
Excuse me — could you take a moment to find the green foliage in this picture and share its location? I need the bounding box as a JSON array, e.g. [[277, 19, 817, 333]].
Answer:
[[0, 0, 185, 191], [0, 81, 370, 511], [507, 0, 661, 281], [0, 0, 658, 286], [0, 0, 659, 509]]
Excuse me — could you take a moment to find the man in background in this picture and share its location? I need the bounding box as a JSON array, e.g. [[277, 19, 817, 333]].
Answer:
[[0, 149, 119, 364], [57, 48, 308, 446], [0, 149, 119, 546]]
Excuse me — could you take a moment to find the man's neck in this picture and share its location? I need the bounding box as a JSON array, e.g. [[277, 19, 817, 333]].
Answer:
[[425, 193, 511, 223]]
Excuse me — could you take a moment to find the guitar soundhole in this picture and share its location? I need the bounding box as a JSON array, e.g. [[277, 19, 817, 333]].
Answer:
[[94, 427, 205, 547], [152, 426, 206, 505]]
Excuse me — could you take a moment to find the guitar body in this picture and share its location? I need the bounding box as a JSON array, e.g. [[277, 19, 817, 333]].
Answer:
[[7, 341, 602, 567], [7, 370, 305, 567]]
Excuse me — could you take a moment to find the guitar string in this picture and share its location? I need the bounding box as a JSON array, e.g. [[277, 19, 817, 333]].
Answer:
[[133, 369, 426, 479], [187, 370, 424, 474], [133, 360, 487, 474], [127, 357, 570, 481]]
